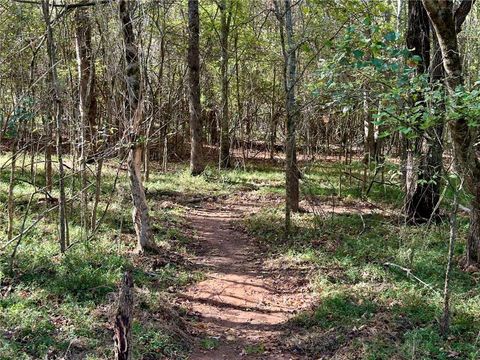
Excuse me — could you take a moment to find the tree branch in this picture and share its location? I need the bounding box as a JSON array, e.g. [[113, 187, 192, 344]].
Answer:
[[454, 0, 476, 32], [13, 0, 112, 10]]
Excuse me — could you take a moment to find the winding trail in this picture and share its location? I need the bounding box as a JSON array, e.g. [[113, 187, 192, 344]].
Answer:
[[178, 197, 312, 359]]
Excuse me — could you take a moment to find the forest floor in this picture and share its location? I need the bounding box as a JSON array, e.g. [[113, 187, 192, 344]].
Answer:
[[178, 195, 312, 359], [1, 155, 479, 359]]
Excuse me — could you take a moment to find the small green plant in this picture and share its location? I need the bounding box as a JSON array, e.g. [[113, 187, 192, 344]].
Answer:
[[200, 337, 220, 350], [244, 343, 265, 355], [244, 187, 479, 359]]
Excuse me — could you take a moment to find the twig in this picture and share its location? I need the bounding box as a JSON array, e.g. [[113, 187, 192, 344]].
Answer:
[[384, 262, 440, 295]]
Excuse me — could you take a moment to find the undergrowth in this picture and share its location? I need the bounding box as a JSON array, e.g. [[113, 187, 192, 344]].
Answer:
[[1, 155, 478, 359], [244, 205, 480, 359], [0, 157, 201, 359]]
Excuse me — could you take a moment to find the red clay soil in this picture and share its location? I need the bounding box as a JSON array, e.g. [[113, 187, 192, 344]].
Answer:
[[178, 197, 313, 359]]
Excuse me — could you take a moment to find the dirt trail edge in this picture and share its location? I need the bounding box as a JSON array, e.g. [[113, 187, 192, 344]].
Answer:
[[178, 197, 313, 359]]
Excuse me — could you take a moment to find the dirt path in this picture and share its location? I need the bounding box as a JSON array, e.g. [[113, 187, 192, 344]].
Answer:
[[178, 197, 312, 359]]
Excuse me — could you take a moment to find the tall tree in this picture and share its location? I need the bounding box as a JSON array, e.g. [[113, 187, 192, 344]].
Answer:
[[119, 0, 155, 253], [42, 0, 68, 252], [405, 0, 472, 224], [422, 0, 478, 264], [219, 0, 232, 168], [75, 7, 97, 230], [187, 0, 204, 175], [275, 0, 300, 232], [403, 0, 435, 223]]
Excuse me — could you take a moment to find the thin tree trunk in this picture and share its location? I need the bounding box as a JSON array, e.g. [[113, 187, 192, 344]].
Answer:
[[44, 118, 53, 194], [234, 30, 246, 167], [188, 0, 204, 175], [90, 159, 103, 231], [363, 89, 377, 163], [144, 114, 154, 181], [113, 271, 134, 360], [75, 7, 97, 232], [276, 0, 300, 232], [42, 0, 68, 252], [270, 67, 277, 160], [441, 183, 458, 336], [219, 0, 231, 168], [7, 140, 17, 241], [119, 0, 155, 253], [285, 0, 299, 213]]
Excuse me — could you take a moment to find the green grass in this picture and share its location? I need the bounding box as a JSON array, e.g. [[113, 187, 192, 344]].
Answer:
[[199, 337, 220, 350], [244, 204, 480, 359], [303, 160, 404, 206], [0, 155, 202, 359], [1, 154, 479, 359], [244, 343, 265, 355]]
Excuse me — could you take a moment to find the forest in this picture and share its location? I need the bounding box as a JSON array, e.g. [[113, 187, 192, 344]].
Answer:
[[0, 0, 479, 359]]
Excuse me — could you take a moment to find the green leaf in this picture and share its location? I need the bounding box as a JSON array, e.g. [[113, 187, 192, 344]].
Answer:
[[384, 31, 397, 42], [411, 55, 422, 64], [399, 127, 412, 135], [353, 49, 364, 59], [371, 58, 384, 69], [379, 131, 391, 139]]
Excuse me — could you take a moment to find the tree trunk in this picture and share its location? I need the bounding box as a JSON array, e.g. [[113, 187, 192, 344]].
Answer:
[[406, 0, 430, 75], [219, 0, 231, 168], [90, 159, 103, 231], [406, 2, 472, 223], [441, 186, 458, 336], [234, 30, 246, 166], [363, 89, 377, 163], [119, 0, 155, 253], [42, 0, 68, 252], [209, 108, 219, 145], [75, 8, 97, 145], [7, 140, 17, 241], [404, 0, 436, 223], [113, 271, 134, 360], [187, 0, 204, 175], [284, 0, 299, 222], [422, 0, 479, 264], [44, 120, 53, 194], [270, 67, 277, 160], [274, 0, 300, 232], [75, 7, 97, 231]]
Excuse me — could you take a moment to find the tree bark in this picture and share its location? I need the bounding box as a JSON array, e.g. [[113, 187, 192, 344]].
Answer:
[[75, 7, 97, 231], [113, 271, 134, 360], [283, 0, 300, 230], [363, 88, 377, 163], [44, 116, 53, 194], [405, 2, 471, 224], [422, 0, 479, 264], [91, 159, 103, 231], [404, 0, 436, 223], [441, 181, 459, 336], [75, 8, 97, 145], [42, 0, 68, 252], [269, 67, 277, 160], [7, 140, 17, 241], [187, 0, 204, 175], [407, 0, 430, 74], [274, 0, 300, 232], [406, 34, 445, 223], [119, 0, 155, 253], [219, 0, 231, 168], [362, 26, 380, 165]]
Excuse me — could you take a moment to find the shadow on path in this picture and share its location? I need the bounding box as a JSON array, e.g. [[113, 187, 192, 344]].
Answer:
[[177, 197, 313, 359]]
